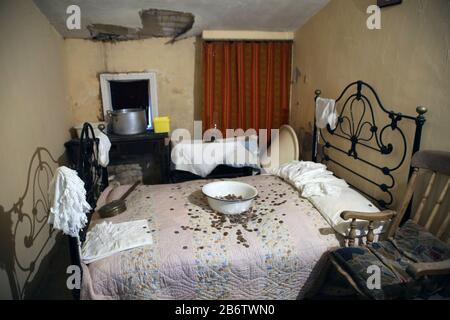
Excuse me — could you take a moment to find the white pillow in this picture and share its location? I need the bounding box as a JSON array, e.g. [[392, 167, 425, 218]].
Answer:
[[308, 188, 386, 237]]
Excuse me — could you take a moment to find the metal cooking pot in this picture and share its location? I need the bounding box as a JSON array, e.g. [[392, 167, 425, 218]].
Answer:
[[108, 108, 147, 135]]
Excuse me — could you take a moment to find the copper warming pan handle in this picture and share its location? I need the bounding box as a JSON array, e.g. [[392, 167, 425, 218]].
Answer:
[[98, 180, 141, 218]]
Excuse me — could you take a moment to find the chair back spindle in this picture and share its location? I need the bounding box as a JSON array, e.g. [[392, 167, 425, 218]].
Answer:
[[386, 168, 419, 239], [424, 177, 450, 231], [437, 212, 450, 239], [412, 172, 437, 224]]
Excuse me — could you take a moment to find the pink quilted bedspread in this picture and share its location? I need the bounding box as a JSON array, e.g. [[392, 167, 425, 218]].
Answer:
[[81, 175, 340, 300]]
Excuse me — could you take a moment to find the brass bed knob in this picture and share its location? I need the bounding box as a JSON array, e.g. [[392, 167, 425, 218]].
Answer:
[[416, 106, 428, 115]]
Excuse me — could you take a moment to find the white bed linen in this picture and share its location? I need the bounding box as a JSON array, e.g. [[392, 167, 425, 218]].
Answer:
[[171, 136, 259, 177], [273, 160, 385, 236]]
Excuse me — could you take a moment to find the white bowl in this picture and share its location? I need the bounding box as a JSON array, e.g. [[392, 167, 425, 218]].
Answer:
[[202, 181, 258, 215]]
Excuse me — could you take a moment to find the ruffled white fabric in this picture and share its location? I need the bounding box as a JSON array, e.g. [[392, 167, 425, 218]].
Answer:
[[95, 130, 111, 167], [48, 166, 91, 237], [81, 220, 153, 264], [271, 161, 348, 197]]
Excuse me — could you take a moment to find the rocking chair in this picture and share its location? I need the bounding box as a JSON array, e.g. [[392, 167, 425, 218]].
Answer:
[[321, 150, 450, 299]]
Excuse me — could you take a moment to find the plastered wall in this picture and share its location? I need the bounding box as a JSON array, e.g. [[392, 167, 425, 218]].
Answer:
[[0, 0, 70, 299], [65, 37, 197, 134]]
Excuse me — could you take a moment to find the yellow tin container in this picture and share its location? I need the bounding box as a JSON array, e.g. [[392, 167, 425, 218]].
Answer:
[[153, 116, 170, 133]]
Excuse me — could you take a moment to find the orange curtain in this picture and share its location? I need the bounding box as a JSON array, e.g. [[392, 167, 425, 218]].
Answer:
[[221, 43, 231, 134], [203, 41, 292, 134], [236, 42, 246, 129], [265, 42, 275, 137], [203, 43, 215, 130], [250, 43, 260, 132]]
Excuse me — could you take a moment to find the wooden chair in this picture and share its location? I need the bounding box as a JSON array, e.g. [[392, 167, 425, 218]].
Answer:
[[322, 150, 450, 299]]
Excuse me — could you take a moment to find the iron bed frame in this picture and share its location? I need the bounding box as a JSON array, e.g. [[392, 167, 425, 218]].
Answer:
[[312, 80, 427, 210], [68, 123, 107, 299], [68, 80, 427, 299]]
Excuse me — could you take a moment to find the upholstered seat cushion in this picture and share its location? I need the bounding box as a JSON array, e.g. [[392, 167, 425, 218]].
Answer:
[[331, 220, 450, 299], [392, 220, 450, 263], [332, 246, 420, 299]]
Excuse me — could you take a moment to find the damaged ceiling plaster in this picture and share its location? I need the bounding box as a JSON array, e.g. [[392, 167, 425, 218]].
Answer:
[[87, 9, 195, 41], [33, 0, 330, 42]]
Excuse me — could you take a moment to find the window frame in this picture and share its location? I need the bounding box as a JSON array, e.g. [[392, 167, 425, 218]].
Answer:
[[100, 72, 159, 129]]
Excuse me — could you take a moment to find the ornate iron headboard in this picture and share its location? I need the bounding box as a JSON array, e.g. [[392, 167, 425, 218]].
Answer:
[[312, 80, 427, 209]]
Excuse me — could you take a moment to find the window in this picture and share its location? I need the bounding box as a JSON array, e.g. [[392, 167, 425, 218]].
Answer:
[[100, 72, 158, 129]]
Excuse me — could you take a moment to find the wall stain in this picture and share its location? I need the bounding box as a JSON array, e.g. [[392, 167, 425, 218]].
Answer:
[[172, 87, 184, 95]]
